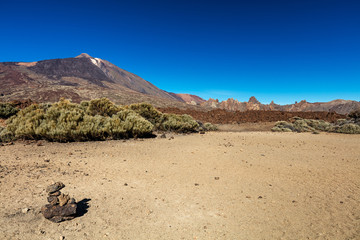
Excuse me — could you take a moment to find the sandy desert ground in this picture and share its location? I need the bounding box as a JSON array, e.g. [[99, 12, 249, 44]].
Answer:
[[0, 130, 359, 240]]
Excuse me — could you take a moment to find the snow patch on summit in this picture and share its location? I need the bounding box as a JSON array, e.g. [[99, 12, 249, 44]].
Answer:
[[90, 58, 102, 67]]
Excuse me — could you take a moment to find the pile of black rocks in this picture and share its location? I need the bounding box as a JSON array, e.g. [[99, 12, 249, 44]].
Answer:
[[41, 182, 77, 223]]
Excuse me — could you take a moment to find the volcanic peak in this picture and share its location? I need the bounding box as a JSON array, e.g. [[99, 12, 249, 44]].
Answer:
[[76, 53, 93, 58]]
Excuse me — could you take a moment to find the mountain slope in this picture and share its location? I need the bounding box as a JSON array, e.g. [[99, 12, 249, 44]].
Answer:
[[0, 54, 191, 108], [75, 53, 183, 100]]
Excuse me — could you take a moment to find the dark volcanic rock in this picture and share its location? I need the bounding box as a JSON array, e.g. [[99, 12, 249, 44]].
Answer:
[[42, 182, 79, 223], [29, 58, 111, 87], [41, 204, 77, 223], [47, 196, 58, 205], [49, 191, 61, 196], [46, 182, 65, 194]]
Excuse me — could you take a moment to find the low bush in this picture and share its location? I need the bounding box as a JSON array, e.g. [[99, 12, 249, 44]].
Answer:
[[336, 119, 348, 125], [86, 98, 122, 117], [292, 119, 315, 132], [129, 103, 200, 132], [0, 103, 19, 118], [203, 122, 218, 131], [304, 119, 333, 132], [128, 103, 163, 125], [6, 99, 153, 142], [271, 121, 295, 132], [335, 123, 360, 134], [272, 117, 360, 134], [4, 98, 206, 142], [0, 127, 15, 142], [158, 113, 199, 133], [271, 126, 293, 132]]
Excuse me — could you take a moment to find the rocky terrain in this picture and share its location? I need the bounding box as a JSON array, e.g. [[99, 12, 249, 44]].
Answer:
[[158, 108, 346, 124], [201, 97, 360, 115]]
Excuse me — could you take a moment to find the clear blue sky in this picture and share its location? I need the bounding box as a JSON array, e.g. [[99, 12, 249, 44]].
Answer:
[[1, 0, 359, 104]]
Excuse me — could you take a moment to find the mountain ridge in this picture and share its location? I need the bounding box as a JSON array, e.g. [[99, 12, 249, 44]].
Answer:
[[0, 54, 359, 114], [201, 97, 360, 115]]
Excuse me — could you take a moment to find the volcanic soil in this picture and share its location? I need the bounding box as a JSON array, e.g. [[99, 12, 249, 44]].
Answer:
[[158, 108, 346, 124], [0, 131, 359, 239]]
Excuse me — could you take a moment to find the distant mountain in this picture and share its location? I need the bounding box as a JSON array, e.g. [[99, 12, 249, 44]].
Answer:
[[0, 53, 190, 108], [201, 97, 360, 114], [0, 54, 358, 114], [173, 94, 206, 105]]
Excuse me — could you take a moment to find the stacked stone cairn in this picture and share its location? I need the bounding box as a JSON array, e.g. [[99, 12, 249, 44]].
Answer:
[[41, 182, 77, 223]]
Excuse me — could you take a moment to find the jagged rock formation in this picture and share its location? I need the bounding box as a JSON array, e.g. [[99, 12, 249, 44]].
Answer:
[[201, 97, 360, 115]]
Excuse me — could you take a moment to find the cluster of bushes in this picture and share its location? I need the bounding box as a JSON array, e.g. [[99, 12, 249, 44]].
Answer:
[[0, 98, 216, 142], [272, 112, 360, 134], [0, 103, 19, 118]]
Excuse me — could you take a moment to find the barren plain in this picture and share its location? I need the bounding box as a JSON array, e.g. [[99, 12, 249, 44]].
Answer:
[[0, 130, 359, 239]]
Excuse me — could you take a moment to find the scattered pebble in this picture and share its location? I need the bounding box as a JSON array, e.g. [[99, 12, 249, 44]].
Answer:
[[214, 177, 220, 180], [22, 208, 30, 213]]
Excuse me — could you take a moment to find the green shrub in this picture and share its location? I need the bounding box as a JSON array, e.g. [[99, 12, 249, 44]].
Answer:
[[272, 121, 295, 132], [158, 113, 199, 133], [271, 125, 293, 132], [293, 119, 315, 132], [128, 103, 163, 125], [304, 119, 333, 132], [0, 127, 15, 142], [336, 119, 348, 125], [273, 118, 332, 133], [0, 103, 19, 118], [86, 98, 121, 117], [203, 122, 218, 131], [6, 99, 153, 142], [128, 103, 199, 133], [3, 99, 205, 141], [80, 100, 89, 108], [273, 117, 360, 134], [335, 123, 360, 134], [111, 109, 154, 137]]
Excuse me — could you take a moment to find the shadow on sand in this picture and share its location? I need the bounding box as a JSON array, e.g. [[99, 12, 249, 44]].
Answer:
[[76, 198, 91, 217]]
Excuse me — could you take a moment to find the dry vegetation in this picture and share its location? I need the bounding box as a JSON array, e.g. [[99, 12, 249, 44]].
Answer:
[[0, 98, 216, 142], [271, 110, 360, 134]]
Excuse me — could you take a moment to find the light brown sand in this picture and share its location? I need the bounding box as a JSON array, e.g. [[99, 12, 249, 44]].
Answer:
[[0, 131, 359, 240]]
